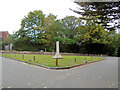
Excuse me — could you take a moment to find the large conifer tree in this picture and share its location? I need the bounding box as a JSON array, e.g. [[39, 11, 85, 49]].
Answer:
[[70, 2, 120, 31]]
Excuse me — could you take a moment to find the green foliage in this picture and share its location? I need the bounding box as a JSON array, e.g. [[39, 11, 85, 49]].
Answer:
[[41, 14, 59, 49], [3, 35, 14, 45], [12, 10, 119, 56], [57, 16, 79, 44], [71, 2, 119, 31], [1, 35, 14, 50], [77, 16, 112, 45], [16, 10, 45, 43]]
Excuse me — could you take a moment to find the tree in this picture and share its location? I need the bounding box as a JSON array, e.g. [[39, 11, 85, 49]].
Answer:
[[77, 16, 109, 44], [41, 14, 59, 51], [59, 16, 79, 44], [13, 12, 63, 51], [70, 2, 119, 31], [76, 16, 117, 54], [70, 2, 120, 55], [13, 10, 45, 51], [17, 10, 45, 43], [3, 35, 14, 45], [53, 16, 81, 53], [1, 35, 14, 50], [110, 33, 120, 56]]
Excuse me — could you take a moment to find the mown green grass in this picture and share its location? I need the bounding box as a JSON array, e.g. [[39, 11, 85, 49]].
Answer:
[[2, 54, 104, 67]]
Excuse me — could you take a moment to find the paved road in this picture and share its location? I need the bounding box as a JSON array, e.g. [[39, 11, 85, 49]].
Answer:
[[1, 57, 118, 88]]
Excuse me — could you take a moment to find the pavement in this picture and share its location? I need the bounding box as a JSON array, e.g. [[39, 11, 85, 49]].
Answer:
[[1, 56, 118, 88]]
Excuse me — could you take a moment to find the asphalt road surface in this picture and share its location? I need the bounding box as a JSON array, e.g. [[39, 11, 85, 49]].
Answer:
[[1, 56, 118, 88]]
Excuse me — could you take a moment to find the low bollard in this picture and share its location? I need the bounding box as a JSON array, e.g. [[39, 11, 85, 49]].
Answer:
[[34, 56, 35, 62], [75, 58, 76, 63], [15, 52, 16, 57], [23, 54, 24, 59], [85, 57, 87, 63]]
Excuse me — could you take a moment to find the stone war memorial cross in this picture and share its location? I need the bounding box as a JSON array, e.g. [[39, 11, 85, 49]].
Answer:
[[53, 41, 63, 66]]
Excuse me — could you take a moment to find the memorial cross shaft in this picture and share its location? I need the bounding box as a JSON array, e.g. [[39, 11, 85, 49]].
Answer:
[[53, 41, 63, 66]]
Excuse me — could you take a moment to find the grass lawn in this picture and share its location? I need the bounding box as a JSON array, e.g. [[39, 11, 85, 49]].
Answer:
[[2, 54, 104, 67]]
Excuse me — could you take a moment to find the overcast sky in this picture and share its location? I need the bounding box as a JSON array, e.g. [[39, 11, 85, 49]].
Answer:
[[0, 0, 81, 34]]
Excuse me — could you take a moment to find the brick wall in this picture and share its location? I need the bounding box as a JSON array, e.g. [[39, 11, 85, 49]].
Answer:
[[0, 31, 9, 41]]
